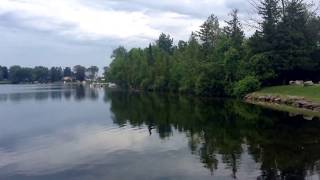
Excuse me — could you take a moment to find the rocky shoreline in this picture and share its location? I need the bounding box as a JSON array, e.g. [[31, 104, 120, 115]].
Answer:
[[244, 93, 320, 112]]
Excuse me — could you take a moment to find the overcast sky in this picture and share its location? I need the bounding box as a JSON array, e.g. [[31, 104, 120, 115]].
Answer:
[[0, 0, 254, 69]]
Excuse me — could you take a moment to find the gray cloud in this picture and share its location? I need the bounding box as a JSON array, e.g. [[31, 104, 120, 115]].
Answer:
[[0, 23, 111, 68], [0, 0, 254, 68]]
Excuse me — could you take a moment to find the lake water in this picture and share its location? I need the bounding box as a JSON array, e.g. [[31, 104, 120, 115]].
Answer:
[[0, 84, 320, 180]]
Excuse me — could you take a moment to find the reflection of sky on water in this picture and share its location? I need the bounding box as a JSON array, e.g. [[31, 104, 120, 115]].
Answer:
[[0, 123, 261, 180], [0, 125, 163, 175], [0, 84, 320, 179], [0, 85, 209, 179], [0, 84, 261, 179]]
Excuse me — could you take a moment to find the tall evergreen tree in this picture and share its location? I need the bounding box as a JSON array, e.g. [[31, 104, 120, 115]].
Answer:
[[197, 14, 221, 59], [257, 0, 281, 52], [224, 9, 244, 50], [156, 33, 174, 54], [275, 0, 320, 82], [248, 0, 282, 84], [147, 43, 155, 65]]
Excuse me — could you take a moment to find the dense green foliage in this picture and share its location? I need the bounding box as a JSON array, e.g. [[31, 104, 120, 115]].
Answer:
[[63, 67, 73, 77], [87, 66, 99, 80], [232, 76, 261, 97], [0, 65, 99, 84], [106, 0, 320, 97], [73, 65, 86, 82]]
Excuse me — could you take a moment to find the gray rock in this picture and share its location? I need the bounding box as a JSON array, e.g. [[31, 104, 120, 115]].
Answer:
[[304, 81, 314, 86], [295, 80, 304, 85], [274, 98, 281, 103]]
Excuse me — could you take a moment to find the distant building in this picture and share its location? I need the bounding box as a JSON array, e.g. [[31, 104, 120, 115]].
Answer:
[[63, 76, 75, 83]]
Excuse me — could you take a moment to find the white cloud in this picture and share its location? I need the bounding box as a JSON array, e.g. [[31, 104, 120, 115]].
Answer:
[[0, 0, 254, 67], [0, 0, 152, 39], [0, 0, 254, 42], [0, 0, 208, 42]]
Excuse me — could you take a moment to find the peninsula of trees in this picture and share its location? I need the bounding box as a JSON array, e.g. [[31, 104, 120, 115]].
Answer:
[[105, 0, 320, 97], [0, 65, 99, 84]]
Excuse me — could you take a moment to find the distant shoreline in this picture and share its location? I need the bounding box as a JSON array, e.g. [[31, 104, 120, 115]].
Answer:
[[0, 81, 11, 85]]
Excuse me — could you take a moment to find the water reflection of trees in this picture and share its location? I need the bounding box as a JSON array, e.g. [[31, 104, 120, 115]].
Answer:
[[0, 85, 100, 102], [106, 91, 320, 179]]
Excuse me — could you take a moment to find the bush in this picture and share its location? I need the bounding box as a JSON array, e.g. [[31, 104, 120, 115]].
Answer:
[[195, 73, 225, 96], [140, 78, 153, 90], [249, 53, 277, 84], [233, 76, 261, 98]]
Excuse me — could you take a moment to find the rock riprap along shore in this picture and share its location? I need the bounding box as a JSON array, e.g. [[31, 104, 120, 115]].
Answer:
[[245, 94, 320, 112]]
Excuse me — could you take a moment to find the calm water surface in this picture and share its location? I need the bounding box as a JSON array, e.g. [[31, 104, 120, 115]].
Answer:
[[0, 84, 320, 180]]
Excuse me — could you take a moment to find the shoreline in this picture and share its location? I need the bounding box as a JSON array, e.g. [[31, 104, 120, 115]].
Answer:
[[244, 93, 320, 114]]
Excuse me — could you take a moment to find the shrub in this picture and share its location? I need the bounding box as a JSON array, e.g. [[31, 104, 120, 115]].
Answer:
[[195, 73, 225, 96], [249, 53, 277, 84], [233, 76, 261, 98], [140, 78, 152, 90]]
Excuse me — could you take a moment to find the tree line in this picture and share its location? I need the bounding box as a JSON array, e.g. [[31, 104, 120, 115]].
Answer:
[[105, 0, 320, 97], [0, 65, 99, 84]]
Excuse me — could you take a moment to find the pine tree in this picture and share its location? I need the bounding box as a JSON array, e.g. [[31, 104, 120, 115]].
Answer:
[[156, 33, 173, 54], [275, 0, 316, 82], [197, 14, 221, 59], [224, 9, 244, 50], [147, 43, 155, 65], [258, 0, 281, 52], [248, 0, 282, 84]]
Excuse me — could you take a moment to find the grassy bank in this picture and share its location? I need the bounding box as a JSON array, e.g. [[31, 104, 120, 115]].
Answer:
[[254, 85, 320, 103], [245, 85, 320, 118]]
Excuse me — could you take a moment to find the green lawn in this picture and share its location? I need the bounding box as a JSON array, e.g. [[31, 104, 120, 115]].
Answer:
[[255, 85, 320, 103]]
